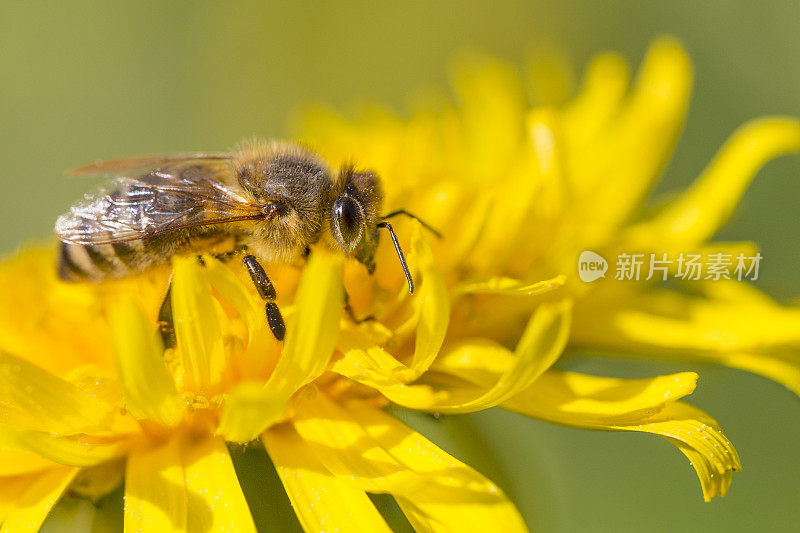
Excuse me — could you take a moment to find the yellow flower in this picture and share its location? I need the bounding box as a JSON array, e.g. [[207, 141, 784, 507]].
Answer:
[[0, 245, 530, 531], [0, 35, 780, 531], [298, 37, 800, 395]]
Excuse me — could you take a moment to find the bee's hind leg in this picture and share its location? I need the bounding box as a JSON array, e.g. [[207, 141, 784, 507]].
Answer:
[[242, 254, 286, 342], [157, 276, 177, 350]]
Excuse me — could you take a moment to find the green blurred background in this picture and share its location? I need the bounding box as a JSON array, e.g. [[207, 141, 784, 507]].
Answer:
[[2, 1, 799, 531]]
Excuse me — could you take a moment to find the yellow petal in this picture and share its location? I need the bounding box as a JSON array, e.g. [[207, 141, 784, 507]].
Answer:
[[572, 288, 800, 395], [469, 109, 566, 272], [631, 402, 741, 501], [0, 465, 78, 532], [0, 248, 113, 375], [276, 251, 343, 388], [171, 256, 226, 392], [501, 370, 740, 501], [125, 436, 187, 533], [349, 402, 529, 533], [217, 252, 342, 442], [0, 448, 58, 477], [503, 370, 698, 425], [450, 55, 525, 182], [3, 430, 126, 468], [454, 275, 566, 297], [263, 425, 392, 533], [423, 299, 571, 413], [626, 116, 800, 246], [576, 37, 692, 240], [201, 255, 278, 380], [437, 193, 493, 272], [292, 393, 527, 532], [336, 300, 570, 413], [525, 43, 575, 106], [181, 436, 256, 533], [109, 299, 184, 427], [562, 52, 630, 153], [332, 328, 446, 410], [431, 338, 739, 503], [397, 225, 449, 382], [0, 353, 115, 435]]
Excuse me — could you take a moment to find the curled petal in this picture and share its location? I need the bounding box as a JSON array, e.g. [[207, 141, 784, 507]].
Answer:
[[336, 300, 570, 414], [427, 299, 571, 413], [503, 370, 740, 501], [629, 403, 741, 501], [433, 339, 739, 502]]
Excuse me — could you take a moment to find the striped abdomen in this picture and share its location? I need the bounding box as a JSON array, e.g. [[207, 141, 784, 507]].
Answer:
[[57, 226, 235, 282], [57, 240, 161, 282]]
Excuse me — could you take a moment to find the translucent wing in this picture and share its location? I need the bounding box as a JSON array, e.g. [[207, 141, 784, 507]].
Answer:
[[56, 160, 264, 245], [67, 153, 231, 177]]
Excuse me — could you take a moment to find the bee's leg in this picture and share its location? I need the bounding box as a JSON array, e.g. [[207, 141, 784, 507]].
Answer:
[[242, 254, 286, 341], [157, 276, 177, 350], [343, 289, 376, 324]]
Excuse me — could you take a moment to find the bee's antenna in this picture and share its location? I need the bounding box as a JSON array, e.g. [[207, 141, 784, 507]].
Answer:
[[381, 210, 442, 239], [377, 221, 414, 294]]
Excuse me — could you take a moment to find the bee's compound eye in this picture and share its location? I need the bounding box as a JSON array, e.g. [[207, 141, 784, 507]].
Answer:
[[332, 196, 364, 251]]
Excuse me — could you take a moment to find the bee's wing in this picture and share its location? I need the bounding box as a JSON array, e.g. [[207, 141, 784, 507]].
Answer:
[[66, 153, 231, 178], [56, 160, 263, 245]]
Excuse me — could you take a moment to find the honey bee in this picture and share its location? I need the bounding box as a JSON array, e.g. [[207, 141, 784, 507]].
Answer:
[[56, 140, 431, 342]]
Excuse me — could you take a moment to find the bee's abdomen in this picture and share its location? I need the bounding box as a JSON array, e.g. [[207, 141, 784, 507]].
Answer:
[[58, 241, 147, 282]]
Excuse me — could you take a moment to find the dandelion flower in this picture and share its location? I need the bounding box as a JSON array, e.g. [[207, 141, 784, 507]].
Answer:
[[299, 37, 800, 395], [0, 36, 782, 531]]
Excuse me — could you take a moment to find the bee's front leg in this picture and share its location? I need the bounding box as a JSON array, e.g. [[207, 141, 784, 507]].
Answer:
[[242, 254, 286, 341]]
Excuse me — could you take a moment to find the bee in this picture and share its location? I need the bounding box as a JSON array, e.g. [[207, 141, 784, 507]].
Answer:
[[56, 140, 432, 342]]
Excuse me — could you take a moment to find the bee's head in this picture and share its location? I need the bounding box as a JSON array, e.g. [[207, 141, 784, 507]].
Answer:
[[330, 165, 383, 273]]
